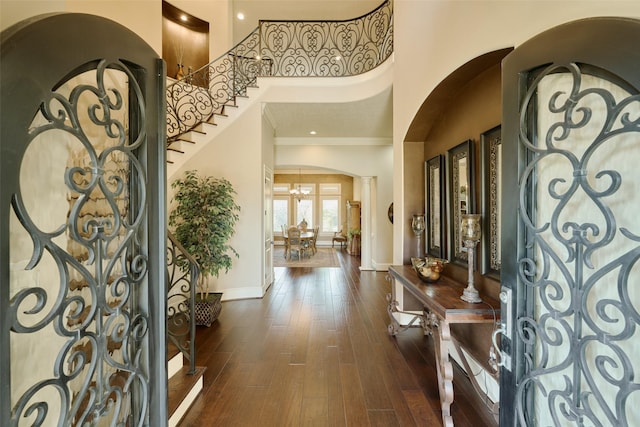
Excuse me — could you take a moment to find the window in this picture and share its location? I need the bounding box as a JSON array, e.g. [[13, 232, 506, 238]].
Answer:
[[273, 179, 343, 233], [321, 198, 339, 232], [319, 183, 341, 233], [273, 198, 289, 233], [295, 199, 313, 228]]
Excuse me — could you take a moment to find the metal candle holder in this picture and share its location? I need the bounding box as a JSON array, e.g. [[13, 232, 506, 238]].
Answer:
[[460, 214, 482, 303], [412, 214, 426, 258]]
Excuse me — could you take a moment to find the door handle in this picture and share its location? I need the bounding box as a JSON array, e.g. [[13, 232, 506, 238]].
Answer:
[[489, 287, 512, 372], [490, 323, 511, 371]]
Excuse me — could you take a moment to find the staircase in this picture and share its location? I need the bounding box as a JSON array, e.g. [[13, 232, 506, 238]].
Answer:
[[164, 0, 392, 176], [168, 344, 206, 426], [166, 90, 257, 179], [162, 1, 393, 422], [166, 233, 204, 426]]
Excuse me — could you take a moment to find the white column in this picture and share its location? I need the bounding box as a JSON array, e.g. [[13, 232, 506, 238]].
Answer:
[[359, 176, 373, 271]]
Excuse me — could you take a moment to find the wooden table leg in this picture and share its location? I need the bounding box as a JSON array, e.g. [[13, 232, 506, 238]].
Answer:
[[430, 314, 455, 427]]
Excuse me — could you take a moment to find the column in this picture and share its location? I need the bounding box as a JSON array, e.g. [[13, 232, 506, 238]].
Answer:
[[359, 176, 373, 271]]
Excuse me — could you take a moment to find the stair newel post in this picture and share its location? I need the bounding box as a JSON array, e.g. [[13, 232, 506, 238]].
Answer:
[[187, 260, 199, 374]]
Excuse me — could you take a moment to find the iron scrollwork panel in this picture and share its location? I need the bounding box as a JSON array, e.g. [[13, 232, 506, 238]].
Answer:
[[481, 125, 502, 278], [515, 63, 640, 426], [166, 0, 393, 142], [9, 62, 150, 426], [167, 232, 199, 375]]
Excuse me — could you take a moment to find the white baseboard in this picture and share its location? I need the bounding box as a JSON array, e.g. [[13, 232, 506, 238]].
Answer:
[[168, 374, 203, 427], [220, 285, 265, 300], [168, 352, 183, 378]]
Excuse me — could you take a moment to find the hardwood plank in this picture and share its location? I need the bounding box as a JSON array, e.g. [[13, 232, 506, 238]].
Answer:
[[325, 346, 346, 427], [367, 410, 401, 427], [179, 250, 498, 427], [340, 363, 370, 426], [303, 319, 329, 398], [258, 354, 305, 425], [301, 396, 329, 426], [402, 389, 441, 425]]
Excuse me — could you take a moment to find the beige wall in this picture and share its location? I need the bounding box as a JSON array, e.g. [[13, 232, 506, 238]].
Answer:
[[392, 0, 640, 265], [167, 0, 233, 61], [1, 0, 233, 63], [274, 172, 354, 237], [176, 102, 265, 301], [393, 0, 640, 382], [275, 144, 393, 269], [421, 64, 501, 299]]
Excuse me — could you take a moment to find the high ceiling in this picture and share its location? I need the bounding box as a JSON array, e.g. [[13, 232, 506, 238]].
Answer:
[[232, 0, 392, 145], [232, 0, 384, 43], [265, 87, 392, 140]]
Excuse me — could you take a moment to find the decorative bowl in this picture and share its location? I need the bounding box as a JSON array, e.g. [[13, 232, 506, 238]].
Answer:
[[411, 257, 448, 283]]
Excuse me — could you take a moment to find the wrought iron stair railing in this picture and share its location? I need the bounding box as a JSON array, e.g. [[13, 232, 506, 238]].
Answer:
[[167, 231, 200, 375], [166, 0, 393, 143]]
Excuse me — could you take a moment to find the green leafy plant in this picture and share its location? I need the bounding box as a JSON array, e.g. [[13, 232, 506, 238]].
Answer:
[[169, 170, 240, 299], [348, 228, 361, 239]]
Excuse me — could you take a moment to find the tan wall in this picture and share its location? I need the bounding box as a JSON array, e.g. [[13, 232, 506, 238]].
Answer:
[[414, 63, 502, 300], [412, 63, 502, 371], [274, 173, 354, 233]]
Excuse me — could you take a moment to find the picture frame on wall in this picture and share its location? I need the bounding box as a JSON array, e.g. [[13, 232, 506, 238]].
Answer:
[[425, 155, 445, 258], [481, 125, 502, 278], [447, 139, 475, 265]]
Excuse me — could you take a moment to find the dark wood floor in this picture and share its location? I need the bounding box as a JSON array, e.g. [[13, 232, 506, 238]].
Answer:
[[178, 249, 498, 426]]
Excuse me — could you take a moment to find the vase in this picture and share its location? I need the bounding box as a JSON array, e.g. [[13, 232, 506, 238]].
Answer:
[[175, 64, 184, 80], [192, 292, 223, 327]]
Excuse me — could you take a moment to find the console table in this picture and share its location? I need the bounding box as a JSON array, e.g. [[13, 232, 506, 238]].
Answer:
[[387, 265, 500, 427]]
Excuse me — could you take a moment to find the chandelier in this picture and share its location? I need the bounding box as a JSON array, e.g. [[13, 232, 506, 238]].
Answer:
[[290, 169, 310, 203]]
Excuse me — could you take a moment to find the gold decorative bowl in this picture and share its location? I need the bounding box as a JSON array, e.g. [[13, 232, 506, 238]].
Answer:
[[411, 257, 448, 283]]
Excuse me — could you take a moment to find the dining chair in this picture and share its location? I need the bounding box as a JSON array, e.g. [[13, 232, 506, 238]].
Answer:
[[309, 226, 319, 255], [332, 228, 347, 249], [286, 226, 305, 260], [281, 224, 289, 258]]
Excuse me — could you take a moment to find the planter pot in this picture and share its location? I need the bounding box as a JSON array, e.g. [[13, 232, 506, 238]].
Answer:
[[193, 293, 223, 327]]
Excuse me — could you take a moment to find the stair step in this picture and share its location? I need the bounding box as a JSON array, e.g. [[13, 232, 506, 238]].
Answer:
[[168, 366, 206, 427], [168, 346, 183, 379]]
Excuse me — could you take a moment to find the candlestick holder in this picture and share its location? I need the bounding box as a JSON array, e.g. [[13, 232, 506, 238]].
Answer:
[[412, 214, 426, 258], [460, 214, 482, 303]]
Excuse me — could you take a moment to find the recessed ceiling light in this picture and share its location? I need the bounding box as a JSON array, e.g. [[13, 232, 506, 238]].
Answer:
[[335, 55, 342, 61], [310, 130, 317, 135], [180, 14, 187, 22], [237, 12, 245, 20]]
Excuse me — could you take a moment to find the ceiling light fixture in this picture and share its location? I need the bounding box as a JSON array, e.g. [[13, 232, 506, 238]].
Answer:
[[180, 14, 187, 21], [237, 12, 245, 20], [290, 169, 310, 203], [309, 130, 317, 135]]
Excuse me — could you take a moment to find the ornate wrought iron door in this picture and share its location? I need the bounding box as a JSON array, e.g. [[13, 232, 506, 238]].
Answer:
[[500, 18, 640, 426], [1, 14, 166, 426]]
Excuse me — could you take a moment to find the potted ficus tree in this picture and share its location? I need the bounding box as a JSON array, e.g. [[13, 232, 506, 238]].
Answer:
[[169, 170, 240, 326]]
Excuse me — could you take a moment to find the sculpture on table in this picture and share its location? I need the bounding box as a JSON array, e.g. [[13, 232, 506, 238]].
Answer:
[[412, 214, 426, 258], [460, 214, 482, 303]]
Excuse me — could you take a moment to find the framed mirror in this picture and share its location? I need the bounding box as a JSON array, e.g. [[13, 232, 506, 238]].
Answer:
[[448, 139, 475, 265], [425, 155, 445, 257], [481, 125, 502, 278]]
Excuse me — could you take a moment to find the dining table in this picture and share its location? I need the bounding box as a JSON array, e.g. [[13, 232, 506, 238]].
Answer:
[[282, 229, 315, 258]]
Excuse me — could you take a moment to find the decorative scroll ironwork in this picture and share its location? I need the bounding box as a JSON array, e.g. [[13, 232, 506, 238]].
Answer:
[[167, 232, 200, 375], [515, 63, 640, 426], [448, 139, 474, 265], [481, 125, 502, 278], [9, 61, 150, 426], [166, 0, 393, 142], [259, 0, 393, 77]]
